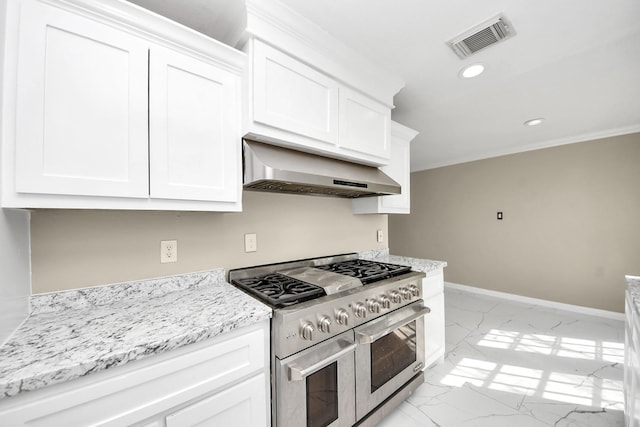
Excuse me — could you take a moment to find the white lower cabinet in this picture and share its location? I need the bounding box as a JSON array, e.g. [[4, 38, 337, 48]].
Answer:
[[164, 374, 267, 427], [0, 321, 270, 427], [422, 271, 445, 368], [625, 284, 640, 427]]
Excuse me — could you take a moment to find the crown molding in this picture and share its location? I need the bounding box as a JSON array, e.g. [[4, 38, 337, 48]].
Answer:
[[413, 124, 640, 171]]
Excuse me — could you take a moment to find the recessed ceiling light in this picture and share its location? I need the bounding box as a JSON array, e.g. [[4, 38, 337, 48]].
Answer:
[[459, 64, 485, 78], [524, 118, 545, 126]]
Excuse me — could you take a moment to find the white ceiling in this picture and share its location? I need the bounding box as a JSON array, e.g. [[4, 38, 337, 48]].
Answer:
[[128, 0, 640, 171]]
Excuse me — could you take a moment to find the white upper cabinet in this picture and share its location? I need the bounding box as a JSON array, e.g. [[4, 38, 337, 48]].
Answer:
[[250, 40, 338, 147], [339, 87, 390, 163], [1, 0, 243, 211], [244, 40, 391, 166], [243, 0, 405, 167], [15, 0, 150, 198], [149, 46, 239, 202], [352, 121, 418, 214]]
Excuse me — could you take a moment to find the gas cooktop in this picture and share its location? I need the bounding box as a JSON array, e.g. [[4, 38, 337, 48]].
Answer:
[[229, 255, 412, 308]]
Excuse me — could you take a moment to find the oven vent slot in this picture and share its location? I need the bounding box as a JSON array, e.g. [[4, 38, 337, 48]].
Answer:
[[448, 15, 515, 59]]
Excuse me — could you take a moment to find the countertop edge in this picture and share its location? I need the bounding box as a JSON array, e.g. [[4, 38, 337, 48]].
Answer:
[[627, 275, 640, 316], [358, 249, 447, 275]]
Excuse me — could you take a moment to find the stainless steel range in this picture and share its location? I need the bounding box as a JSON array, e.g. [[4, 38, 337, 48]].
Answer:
[[229, 253, 429, 427]]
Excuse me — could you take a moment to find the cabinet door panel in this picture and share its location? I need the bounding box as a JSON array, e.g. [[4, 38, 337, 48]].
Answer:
[[424, 292, 445, 368], [339, 88, 390, 162], [352, 122, 416, 214], [253, 40, 338, 145], [166, 374, 267, 427], [380, 139, 410, 211], [15, 0, 149, 197], [422, 273, 445, 368], [149, 47, 239, 202]]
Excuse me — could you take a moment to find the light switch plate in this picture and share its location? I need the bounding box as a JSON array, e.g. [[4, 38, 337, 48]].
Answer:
[[245, 233, 257, 252]]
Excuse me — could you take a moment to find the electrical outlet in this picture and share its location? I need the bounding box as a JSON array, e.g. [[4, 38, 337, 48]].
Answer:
[[245, 233, 257, 253], [377, 229, 384, 243], [161, 240, 178, 263]]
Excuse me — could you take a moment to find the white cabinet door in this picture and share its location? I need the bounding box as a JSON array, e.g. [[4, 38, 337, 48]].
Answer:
[[15, 0, 149, 198], [352, 121, 417, 214], [424, 292, 445, 368], [165, 374, 268, 427], [380, 138, 410, 211], [149, 47, 240, 202], [251, 40, 338, 146], [339, 88, 390, 163], [422, 273, 445, 368]]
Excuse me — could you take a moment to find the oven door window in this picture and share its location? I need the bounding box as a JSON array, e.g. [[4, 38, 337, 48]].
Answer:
[[370, 320, 417, 392], [276, 331, 356, 427], [306, 362, 339, 427]]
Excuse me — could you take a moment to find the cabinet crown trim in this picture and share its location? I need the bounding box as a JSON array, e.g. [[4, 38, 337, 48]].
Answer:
[[244, 0, 404, 107], [391, 121, 419, 142], [39, 0, 245, 72]]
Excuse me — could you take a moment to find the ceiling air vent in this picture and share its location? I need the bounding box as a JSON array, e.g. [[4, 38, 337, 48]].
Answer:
[[448, 15, 515, 59]]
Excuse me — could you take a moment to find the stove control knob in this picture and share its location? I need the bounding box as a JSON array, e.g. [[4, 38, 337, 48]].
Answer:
[[408, 284, 420, 297], [353, 302, 367, 318], [335, 308, 349, 326], [367, 299, 381, 314], [300, 322, 315, 341], [379, 295, 391, 309], [390, 290, 402, 304], [399, 287, 412, 301], [318, 316, 332, 333]]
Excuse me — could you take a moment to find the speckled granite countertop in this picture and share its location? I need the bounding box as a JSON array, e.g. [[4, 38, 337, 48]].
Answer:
[[0, 270, 271, 400], [628, 275, 640, 314], [358, 248, 447, 275]]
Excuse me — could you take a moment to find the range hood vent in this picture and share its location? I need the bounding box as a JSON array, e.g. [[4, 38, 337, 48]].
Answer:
[[243, 139, 400, 198], [448, 15, 514, 59]]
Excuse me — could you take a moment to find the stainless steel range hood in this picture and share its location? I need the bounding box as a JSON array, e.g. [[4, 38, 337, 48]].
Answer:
[[243, 139, 401, 198]]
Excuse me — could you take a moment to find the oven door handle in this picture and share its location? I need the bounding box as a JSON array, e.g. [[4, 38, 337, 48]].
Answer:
[[356, 305, 431, 344], [288, 340, 357, 381]]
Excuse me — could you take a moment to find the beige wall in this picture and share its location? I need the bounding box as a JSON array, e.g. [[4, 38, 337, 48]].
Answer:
[[31, 192, 387, 293], [389, 133, 640, 313]]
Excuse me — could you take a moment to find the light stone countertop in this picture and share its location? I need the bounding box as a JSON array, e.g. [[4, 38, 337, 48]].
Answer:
[[358, 248, 447, 275], [0, 270, 271, 400]]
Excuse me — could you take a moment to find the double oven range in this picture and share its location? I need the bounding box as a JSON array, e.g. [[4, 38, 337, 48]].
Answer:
[[229, 253, 429, 427]]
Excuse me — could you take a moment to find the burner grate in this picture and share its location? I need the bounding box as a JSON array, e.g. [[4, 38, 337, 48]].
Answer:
[[232, 273, 325, 308], [316, 259, 411, 284]]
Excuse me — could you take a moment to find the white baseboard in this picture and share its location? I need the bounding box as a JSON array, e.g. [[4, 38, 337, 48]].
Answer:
[[445, 282, 625, 321]]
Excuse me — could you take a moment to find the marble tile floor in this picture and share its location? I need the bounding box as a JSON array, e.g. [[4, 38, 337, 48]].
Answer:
[[379, 288, 625, 426]]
